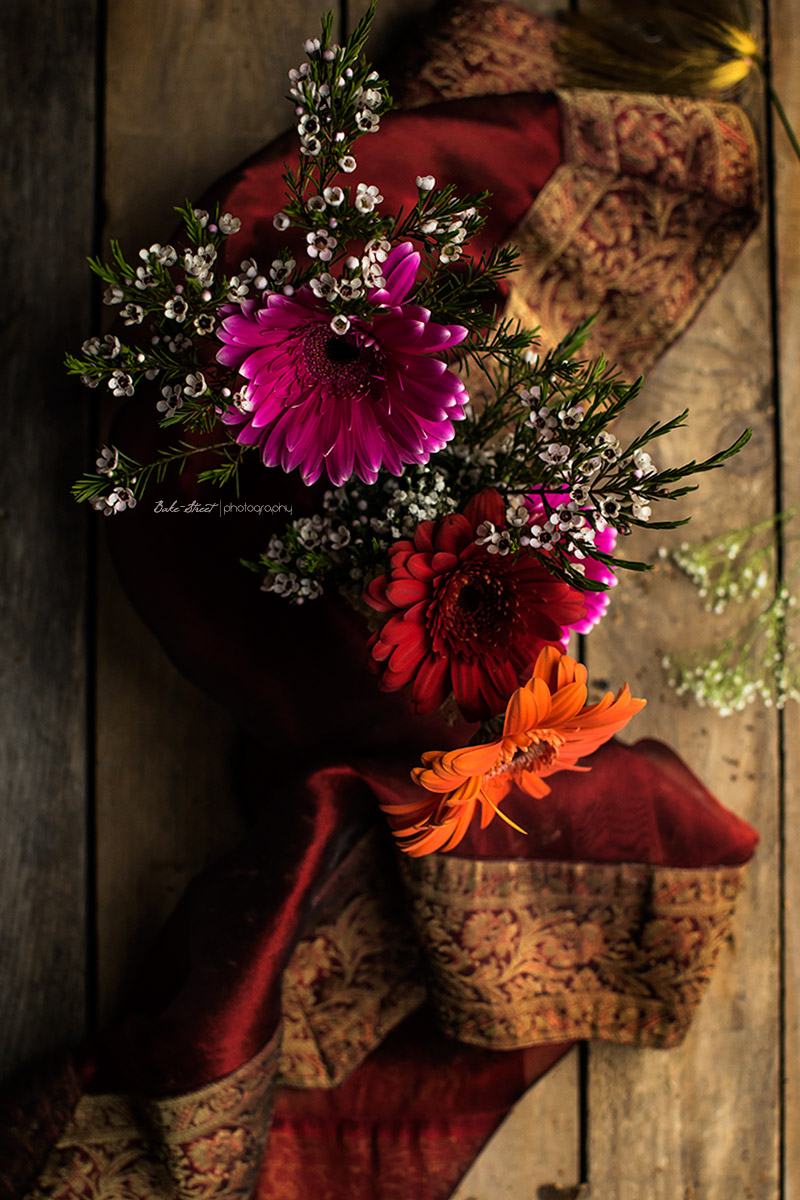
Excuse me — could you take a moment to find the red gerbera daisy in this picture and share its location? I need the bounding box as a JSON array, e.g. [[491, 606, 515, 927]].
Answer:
[[363, 489, 586, 722]]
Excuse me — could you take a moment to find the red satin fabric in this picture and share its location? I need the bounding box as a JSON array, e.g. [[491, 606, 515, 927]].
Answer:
[[101, 91, 756, 1107], [34, 86, 753, 1200], [201, 92, 562, 278], [262, 1009, 571, 1200]]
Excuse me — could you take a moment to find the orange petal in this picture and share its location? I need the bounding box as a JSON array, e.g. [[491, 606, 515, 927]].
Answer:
[[505, 677, 551, 735]]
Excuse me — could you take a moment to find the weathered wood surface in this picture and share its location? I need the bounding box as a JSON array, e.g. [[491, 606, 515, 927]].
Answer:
[[1, 0, 793, 1196], [585, 236, 781, 1198], [96, 0, 320, 1018], [771, 2, 800, 1197], [0, 2, 96, 1077]]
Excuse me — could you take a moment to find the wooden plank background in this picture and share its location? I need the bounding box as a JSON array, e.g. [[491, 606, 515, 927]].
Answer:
[[2, 0, 794, 1195]]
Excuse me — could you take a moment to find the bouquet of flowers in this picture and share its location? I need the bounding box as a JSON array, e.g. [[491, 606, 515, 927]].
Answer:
[[68, 1, 748, 856]]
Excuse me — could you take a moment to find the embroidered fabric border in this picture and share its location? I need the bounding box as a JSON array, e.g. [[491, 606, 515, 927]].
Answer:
[[506, 88, 761, 378], [393, 0, 561, 105], [393, 2, 762, 380], [398, 855, 747, 1050], [28, 1034, 280, 1200], [277, 827, 425, 1089]]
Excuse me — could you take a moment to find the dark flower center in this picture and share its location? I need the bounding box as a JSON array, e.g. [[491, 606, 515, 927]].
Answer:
[[485, 741, 558, 780], [434, 561, 518, 656], [302, 324, 381, 397], [325, 337, 361, 365]]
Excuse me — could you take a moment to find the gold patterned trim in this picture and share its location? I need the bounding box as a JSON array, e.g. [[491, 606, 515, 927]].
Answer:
[[506, 88, 761, 378], [393, 1, 561, 107], [398, 855, 747, 1050], [27, 1034, 280, 1200], [277, 826, 425, 1088], [394, 3, 761, 381]]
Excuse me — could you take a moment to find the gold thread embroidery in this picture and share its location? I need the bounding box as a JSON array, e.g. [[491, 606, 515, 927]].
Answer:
[[28, 1035, 280, 1200], [393, 3, 761, 380], [277, 827, 426, 1088], [504, 89, 760, 378], [398, 856, 747, 1050], [393, 1, 561, 106]]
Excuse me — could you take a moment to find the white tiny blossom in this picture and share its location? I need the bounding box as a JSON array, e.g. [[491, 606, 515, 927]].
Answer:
[[306, 230, 337, 261], [505, 496, 530, 527], [164, 295, 188, 322], [528, 407, 557, 439], [142, 243, 177, 266], [633, 448, 657, 476], [299, 114, 320, 136], [420, 218, 439, 234], [134, 264, 157, 290], [232, 387, 254, 413], [364, 237, 390, 264], [339, 155, 357, 173], [120, 303, 144, 325], [218, 212, 241, 235], [273, 212, 291, 231], [323, 186, 345, 206], [598, 497, 623, 521], [185, 244, 217, 278], [194, 312, 216, 335], [270, 257, 295, 283], [193, 209, 210, 228], [157, 385, 183, 414], [307, 194, 326, 213], [108, 486, 136, 513], [524, 522, 561, 549], [559, 405, 585, 429], [330, 314, 350, 335], [103, 285, 124, 305], [439, 243, 462, 264], [184, 372, 207, 398], [355, 109, 380, 133], [416, 174, 435, 190], [519, 385, 542, 406], [227, 277, 249, 302], [302, 136, 322, 156], [96, 447, 118, 475], [108, 370, 134, 398], [355, 183, 383, 213], [310, 273, 337, 300], [539, 443, 571, 466]]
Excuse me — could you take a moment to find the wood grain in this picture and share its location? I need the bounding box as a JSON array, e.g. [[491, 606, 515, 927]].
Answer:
[[0, 3, 97, 1078], [769, 1, 800, 1195], [449, 1051, 581, 1199], [347, 1, 583, 1192], [583, 230, 780, 1197], [97, 1, 326, 1019]]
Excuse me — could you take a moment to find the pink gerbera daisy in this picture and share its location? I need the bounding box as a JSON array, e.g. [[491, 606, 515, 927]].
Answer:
[[216, 243, 468, 485]]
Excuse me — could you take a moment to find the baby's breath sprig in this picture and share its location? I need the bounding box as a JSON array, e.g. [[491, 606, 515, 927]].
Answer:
[[662, 509, 800, 712]]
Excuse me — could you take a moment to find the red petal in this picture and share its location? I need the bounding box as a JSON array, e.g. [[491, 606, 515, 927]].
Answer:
[[462, 488, 505, 531]]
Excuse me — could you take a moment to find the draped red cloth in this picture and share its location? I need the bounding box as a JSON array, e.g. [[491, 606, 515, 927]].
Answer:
[[5, 5, 762, 1199]]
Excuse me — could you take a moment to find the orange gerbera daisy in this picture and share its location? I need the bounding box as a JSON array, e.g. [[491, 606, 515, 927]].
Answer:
[[383, 646, 646, 856]]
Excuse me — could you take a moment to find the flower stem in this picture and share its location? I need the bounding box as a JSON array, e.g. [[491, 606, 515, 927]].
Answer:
[[757, 58, 800, 164]]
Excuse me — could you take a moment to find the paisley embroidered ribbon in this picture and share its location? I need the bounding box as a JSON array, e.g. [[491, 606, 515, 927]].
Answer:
[[397, 855, 746, 1049], [395, 0, 761, 378], [27, 1034, 280, 1200]]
